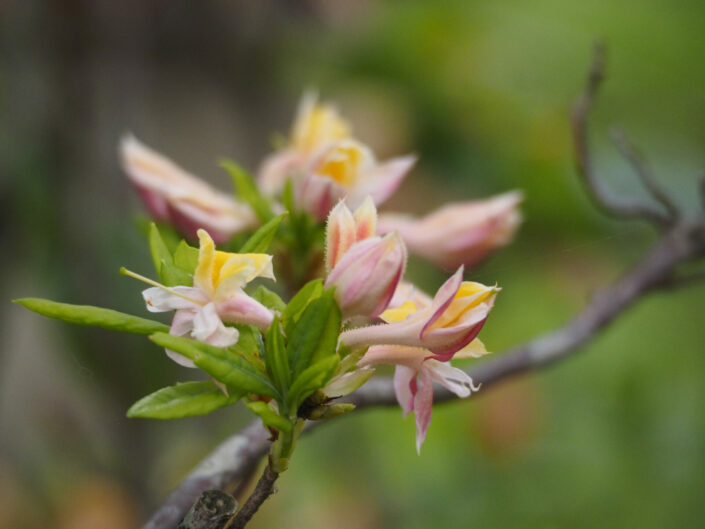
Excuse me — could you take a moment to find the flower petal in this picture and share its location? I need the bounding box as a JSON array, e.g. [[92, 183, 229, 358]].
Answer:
[[425, 359, 479, 398], [142, 286, 204, 313], [414, 367, 434, 453], [393, 364, 416, 417]]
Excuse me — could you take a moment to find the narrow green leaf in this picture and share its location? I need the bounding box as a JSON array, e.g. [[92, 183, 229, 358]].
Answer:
[[264, 317, 290, 397], [245, 400, 292, 432], [239, 213, 287, 254], [127, 381, 241, 419], [149, 223, 174, 279], [250, 285, 286, 312], [281, 279, 323, 335], [287, 288, 341, 378], [221, 159, 273, 222], [15, 298, 169, 335], [150, 333, 278, 398], [173, 240, 199, 274], [287, 355, 340, 411]]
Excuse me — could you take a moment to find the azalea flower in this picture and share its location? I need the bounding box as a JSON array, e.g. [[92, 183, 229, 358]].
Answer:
[[125, 229, 274, 367], [120, 135, 258, 243], [377, 191, 523, 270], [324, 198, 407, 319], [258, 92, 352, 197], [258, 93, 416, 220], [359, 339, 489, 452], [340, 267, 498, 357]]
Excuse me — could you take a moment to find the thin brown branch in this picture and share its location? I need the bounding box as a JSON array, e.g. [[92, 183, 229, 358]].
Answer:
[[571, 42, 671, 226], [224, 465, 279, 529], [609, 127, 679, 219]]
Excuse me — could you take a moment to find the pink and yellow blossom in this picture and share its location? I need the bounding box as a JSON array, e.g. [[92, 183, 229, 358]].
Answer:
[[133, 229, 274, 366], [120, 135, 257, 243], [340, 267, 498, 357]]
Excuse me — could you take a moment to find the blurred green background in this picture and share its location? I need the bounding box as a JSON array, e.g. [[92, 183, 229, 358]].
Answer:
[[2, 1, 704, 528]]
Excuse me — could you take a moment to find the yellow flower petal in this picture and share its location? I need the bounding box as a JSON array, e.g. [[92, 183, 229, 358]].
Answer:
[[381, 300, 418, 324]]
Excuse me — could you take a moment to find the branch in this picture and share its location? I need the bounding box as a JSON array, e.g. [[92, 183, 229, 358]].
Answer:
[[609, 127, 679, 219], [224, 465, 279, 529], [571, 43, 672, 226]]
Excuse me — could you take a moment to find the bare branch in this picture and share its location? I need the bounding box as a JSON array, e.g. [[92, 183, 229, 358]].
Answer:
[[143, 422, 270, 529], [609, 127, 679, 219], [224, 465, 279, 529], [571, 43, 671, 226]]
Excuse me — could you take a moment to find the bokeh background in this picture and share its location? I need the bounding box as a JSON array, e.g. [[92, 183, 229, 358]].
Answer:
[[2, 1, 705, 528]]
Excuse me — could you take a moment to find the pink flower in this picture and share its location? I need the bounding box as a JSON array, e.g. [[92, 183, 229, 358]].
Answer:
[[377, 191, 522, 270], [358, 339, 488, 452], [257, 93, 415, 220], [120, 135, 257, 243], [340, 267, 498, 357], [324, 198, 407, 319], [297, 139, 415, 221], [130, 229, 275, 367]]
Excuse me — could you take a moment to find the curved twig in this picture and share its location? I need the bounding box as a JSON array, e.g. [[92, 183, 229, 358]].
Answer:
[[571, 43, 672, 226], [609, 127, 679, 219]]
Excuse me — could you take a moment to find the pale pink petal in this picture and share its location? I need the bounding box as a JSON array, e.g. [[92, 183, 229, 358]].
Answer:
[[165, 309, 198, 367], [393, 365, 416, 417], [358, 344, 426, 370], [420, 266, 465, 338], [325, 200, 357, 272], [352, 196, 377, 241], [142, 286, 205, 313], [257, 149, 305, 196], [298, 173, 345, 221], [351, 155, 416, 207], [216, 293, 274, 330], [325, 234, 406, 319], [192, 302, 239, 347], [425, 359, 479, 398], [414, 367, 434, 453]]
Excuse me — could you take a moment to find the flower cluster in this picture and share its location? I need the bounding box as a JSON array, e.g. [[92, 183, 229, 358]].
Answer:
[[19, 92, 521, 456]]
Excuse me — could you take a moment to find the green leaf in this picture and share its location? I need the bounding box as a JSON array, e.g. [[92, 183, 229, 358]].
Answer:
[[127, 381, 241, 419], [159, 260, 193, 287], [149, 223, 174, 280], [281, 279, 323, 335], [231, 324, 266, 372], [245, 400, 292, 432], [287, 288, 341, 378], [173, 240, 199, 274], [150, 333, 278, 398], [239, 213, 287, 254], [15, 298, 169, 335], [221, 159, 273, 222], [287, 355, 340, 411], [264, 317, 290, 397], [250, 285, 286, 312]]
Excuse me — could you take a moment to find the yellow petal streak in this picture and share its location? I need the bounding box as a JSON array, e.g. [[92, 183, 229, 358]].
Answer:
[[293, 102, 351, 153], [381, 300, 418, 324], [194, 229, 274, 298], [317, 144, 363, 187], [431, 282, 495, 329]]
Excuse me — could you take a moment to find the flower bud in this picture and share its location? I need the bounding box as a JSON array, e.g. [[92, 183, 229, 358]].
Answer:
[[325, 233, 407, 319], [120, 135, 257, 243], [378, 191, 522, 270]]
